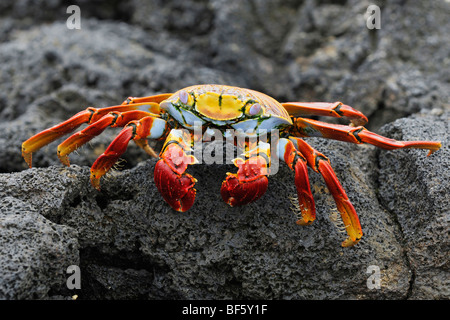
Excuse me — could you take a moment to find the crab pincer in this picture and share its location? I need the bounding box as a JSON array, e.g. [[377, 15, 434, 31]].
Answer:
[[221, 156, 269, 207], [154, 131, 198, 212]]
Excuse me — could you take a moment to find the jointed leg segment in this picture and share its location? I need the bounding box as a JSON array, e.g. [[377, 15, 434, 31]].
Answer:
[[21, 93, 171, 191], [277, 138, 316, 226], [22, 101, 165, 167], [57, 110, 153, 166], [289, 137, 363, 247], [90, 115, 167, 189], [278, 136, 362, 246], [282, 101, 369, 126], [285, 107, 440, 246], [290, 117, 441, 155]]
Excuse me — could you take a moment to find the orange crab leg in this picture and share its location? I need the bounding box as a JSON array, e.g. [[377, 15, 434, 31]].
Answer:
[[154, 129, 198, 212], [277, 138, 316, 225], [221, 141, 270, 207], [90, 115, 167, 190], [290, 117, 441, 156], [22, 102, 162, 167], [22, 108, 94, 167], [282, 101, 368, 126], [289, 137, 362, 247], [57, 110, 156, 166], [123, 93, 173, 106]]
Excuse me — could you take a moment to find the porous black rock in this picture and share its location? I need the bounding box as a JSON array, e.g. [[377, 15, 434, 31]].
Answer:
[[0, 0, 448, 300], [378, 111, 450, 299]]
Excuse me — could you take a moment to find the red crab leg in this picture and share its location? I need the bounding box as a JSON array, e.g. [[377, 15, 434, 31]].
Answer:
[[22, 102, 161, 167], [221, 142, 270, 207], [57, 110, 156, 166], [154, 129, 198, 212], [276, 138, 316, 225], [282, 101, 368, 126], [290, 117, 441, 156], [123, 93, 173, 107], [289, 137, 363, 247], [90, 115, 167, 190]]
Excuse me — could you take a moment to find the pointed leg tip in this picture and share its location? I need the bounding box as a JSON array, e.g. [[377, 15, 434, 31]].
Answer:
[[58, 154, 71, 167], [90, 175, 101, 191], [296, 219, 313, 226], [341, 237, 361, 247], [22, 151, 33, 168], [426, 142, 441, 156]]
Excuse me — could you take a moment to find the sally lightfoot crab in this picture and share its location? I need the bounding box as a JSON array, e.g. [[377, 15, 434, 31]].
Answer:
[[22, 84, 441, 247]]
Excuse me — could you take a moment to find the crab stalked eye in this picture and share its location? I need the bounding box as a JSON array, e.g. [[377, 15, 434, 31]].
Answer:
[[179, 90, 189, 104], [248, 103, 262, 116]]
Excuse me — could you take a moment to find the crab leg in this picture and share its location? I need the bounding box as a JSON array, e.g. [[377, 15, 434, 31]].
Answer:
[[122, 93, 173, 106], [221, 141, 270, 207], [290, 117, 441, 155], [154, 129, 198, 212], [57, 110, 156, 166], [282, 101, 368, 126], [22, 102, 163, 168], [276, 138, 316, 225], [90, 115, 167, 190], [289, 137, 362, 247]]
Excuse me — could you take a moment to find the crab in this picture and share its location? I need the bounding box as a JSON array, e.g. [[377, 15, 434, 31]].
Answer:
[[22, 84, 441, 247]]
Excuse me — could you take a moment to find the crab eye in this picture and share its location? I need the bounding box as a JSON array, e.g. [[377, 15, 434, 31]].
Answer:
[[179, 90, 189, 104], [248, 103, 262, 116]]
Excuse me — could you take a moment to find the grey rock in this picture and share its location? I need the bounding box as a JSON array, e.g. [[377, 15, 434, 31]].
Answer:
[[0, 196, 79, 299], [0, 0, 448, 300], [378, 111, 450, 299]]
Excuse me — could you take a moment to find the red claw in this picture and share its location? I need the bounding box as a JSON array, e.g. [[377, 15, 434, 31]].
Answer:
[[221, 156, 269, 207], [154, 143, 197, 212], [154, 159, 196, 212]]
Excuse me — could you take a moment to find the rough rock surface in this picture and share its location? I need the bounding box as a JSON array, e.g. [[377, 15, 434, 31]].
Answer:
[[378, 112, 450, 299], [0, 0, 448, 299], [0, 196, 78, 299]]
